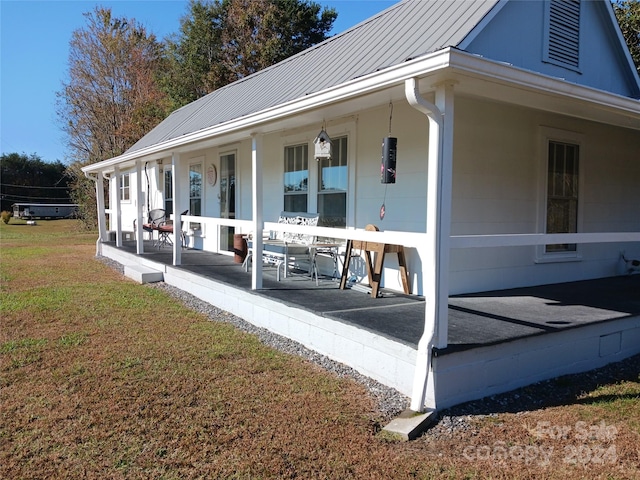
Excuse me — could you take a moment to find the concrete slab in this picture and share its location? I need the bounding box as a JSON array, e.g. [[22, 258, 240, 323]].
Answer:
[[124, 264, 163, 284], [382, 408, 437, 441]]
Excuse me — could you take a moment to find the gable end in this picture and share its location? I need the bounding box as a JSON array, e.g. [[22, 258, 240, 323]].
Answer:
[[544, 0, 581, 71]]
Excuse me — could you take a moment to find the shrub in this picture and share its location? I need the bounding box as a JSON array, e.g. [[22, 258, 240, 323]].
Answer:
[[1, 210, 12, 224]]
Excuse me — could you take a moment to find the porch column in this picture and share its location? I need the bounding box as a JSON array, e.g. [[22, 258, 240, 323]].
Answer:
[[433, 81, 454, 348], [172, 153, 183, 266], [114, 166, 123, 248], [95, 172, 107, 253], [251, 134, 264, 290], [135, 160, 145, 255], [405, 78, 454, 412]]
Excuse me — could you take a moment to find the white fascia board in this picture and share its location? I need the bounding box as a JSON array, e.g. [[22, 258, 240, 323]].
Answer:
[[448, 49, 640, 125]]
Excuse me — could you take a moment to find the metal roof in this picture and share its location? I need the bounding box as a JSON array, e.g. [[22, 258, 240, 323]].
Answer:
[[127, 0, 499, 154]]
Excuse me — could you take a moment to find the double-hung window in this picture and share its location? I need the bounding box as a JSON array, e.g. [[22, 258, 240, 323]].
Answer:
[[546, 140, 579, 253], [164, 169, 173, 215], [189, 163, 202, 232], [317, 136, 347, 227], [120, 173, 130, 201], [284, 144, 308, 212]]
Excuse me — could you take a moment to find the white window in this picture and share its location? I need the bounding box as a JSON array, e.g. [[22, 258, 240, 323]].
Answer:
[[120, 173, 130, 201], [317, 136, 347, 227], [537, 127, 583, 262], [189, 163, 202, 216], [164, 169, 173, 215], [546, 140, 579, 253], [284, 143, 308, 212]]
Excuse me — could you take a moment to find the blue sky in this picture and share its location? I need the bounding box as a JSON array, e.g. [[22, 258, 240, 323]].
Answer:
[[0, 0, 395, 163]]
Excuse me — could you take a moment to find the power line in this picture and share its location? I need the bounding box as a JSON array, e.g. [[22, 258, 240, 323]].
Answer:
[[1, 193, 72, 201], [0, 183, 70, 189]]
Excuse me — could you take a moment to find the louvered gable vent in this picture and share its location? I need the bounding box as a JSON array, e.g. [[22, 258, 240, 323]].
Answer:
[[545, 0, 581, 69]]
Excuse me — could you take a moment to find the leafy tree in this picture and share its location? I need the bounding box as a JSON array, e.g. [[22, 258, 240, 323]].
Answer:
[[613, 0, 640, 75], [162, 0, 337, 107], [0, 153, 70, 212], [161, 0, 227, 109], [57, 7, 171, 227]]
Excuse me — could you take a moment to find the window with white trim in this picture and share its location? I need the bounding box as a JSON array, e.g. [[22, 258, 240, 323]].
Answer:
[[284, 143, 308, 212], [120, 173, 130, 201], [164, 169, 173, 215], [545, 140, 580, 254], [317, 136, 347, 227]]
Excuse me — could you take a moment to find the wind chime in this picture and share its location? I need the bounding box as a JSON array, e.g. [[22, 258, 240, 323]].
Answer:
[[380, 102, 397, 220]]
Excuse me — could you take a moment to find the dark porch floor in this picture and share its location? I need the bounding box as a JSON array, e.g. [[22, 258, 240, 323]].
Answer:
[[115, 242, 640, 354]]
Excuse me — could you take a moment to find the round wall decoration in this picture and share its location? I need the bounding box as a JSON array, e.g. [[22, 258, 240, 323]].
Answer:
[[207, 164, 217, 186]]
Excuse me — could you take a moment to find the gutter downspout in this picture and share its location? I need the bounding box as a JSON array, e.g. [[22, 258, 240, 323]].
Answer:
[[405, 77, 444, 413], [84, 171, 108, 256]]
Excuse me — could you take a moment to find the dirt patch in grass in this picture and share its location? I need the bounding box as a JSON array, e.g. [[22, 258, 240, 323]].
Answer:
[[1, 221, 639, 479]]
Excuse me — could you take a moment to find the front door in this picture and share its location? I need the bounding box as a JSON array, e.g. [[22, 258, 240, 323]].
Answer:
[[219, 152, 236, 252]]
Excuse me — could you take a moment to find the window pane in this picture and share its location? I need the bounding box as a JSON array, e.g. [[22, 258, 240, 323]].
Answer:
[[284, 144, 308, 211], [284, 194, 307, 213], [189, 164, 202, 216], [318, 192, 346, 227], [317, 136, 347, 226], [164, 170, 173, 214]]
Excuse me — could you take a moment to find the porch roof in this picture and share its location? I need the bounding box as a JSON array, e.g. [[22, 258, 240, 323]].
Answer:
[[123, 0, 498, 154]]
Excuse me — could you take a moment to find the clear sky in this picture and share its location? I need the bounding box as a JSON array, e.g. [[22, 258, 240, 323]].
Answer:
[[0, 0, 396, 164]]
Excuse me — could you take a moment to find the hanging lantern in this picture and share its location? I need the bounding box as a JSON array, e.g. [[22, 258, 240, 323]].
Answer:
[[381, 137, 397, 184], [314, 129, 332, 161]]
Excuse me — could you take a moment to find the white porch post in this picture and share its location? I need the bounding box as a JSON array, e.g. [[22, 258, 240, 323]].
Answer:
[[95, 172, 107, 253], [433, 81, 454, 348], [172, 153, 183, 266], [251, 134, 264, 290], [114, 166, 123, 248], [135, 160, 145, 254], [405, 78, 454, 412]]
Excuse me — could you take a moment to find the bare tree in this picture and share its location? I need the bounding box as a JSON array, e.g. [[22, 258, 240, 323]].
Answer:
[[58, 7, 169, 165], [57, 7, 170, 227]]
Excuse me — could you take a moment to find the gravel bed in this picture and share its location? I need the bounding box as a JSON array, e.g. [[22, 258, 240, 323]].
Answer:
[[97, 255, 639, 435]]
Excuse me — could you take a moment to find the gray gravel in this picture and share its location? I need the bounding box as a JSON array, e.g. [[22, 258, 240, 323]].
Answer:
[[97, 255, 640, 436]]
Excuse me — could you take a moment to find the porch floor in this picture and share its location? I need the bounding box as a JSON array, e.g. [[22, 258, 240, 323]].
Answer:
[[114, 242, 640, 355]]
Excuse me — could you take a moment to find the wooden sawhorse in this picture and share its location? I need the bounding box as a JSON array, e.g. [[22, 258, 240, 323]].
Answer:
[[339, 237, 410, 298]]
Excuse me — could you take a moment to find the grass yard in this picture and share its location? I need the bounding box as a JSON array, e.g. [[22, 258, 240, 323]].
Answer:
[[1, 219, 639, 479]]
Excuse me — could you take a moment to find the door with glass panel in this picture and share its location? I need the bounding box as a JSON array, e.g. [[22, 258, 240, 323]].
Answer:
[[219, 153, 236, 252]]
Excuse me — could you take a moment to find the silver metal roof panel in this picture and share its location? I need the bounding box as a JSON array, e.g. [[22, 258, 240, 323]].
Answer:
[[127, 0, 499, 154]]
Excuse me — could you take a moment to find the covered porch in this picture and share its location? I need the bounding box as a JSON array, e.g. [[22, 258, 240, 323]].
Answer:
[[104, 240, 640, 410]]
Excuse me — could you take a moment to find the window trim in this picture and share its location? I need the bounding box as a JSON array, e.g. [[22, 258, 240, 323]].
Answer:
[[536, 126, 584, 263], [120, 172, 131, 202], [317, 135, 348, 227], [283, 142, 310, 212]]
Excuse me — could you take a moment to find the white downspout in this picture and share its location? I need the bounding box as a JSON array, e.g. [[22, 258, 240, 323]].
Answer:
[[405, 77, 445, 413]]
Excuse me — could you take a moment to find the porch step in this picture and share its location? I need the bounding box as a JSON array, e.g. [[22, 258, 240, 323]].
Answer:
[[124, 264, 164, 284], [381, 408, 437, 441]]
